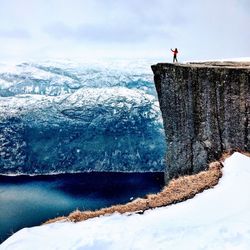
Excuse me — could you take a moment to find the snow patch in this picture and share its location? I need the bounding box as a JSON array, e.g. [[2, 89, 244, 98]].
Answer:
[[1, 153, 250, 250], [184, 57, 250, 63]]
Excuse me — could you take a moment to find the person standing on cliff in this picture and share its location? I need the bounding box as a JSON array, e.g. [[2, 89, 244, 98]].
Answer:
[[171, 48, 178, 63]]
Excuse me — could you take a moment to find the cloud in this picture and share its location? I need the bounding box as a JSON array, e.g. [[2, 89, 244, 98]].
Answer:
[[42, 0, 187, 45], [0, 28, 30, 39], [44, 21, 173, 44], [0, 0, 249, 60]]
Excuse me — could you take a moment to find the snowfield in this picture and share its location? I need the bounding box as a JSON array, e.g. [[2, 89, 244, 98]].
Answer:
[[1, 152, 250, 250]]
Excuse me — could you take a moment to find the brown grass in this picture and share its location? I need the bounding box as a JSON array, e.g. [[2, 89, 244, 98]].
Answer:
[[220, 149, 250, 162], [45, 150, 249, 225], [45, 160, 223, 224]]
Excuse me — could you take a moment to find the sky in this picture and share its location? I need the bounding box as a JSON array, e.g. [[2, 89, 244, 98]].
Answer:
[[0, 0, 249, 61]]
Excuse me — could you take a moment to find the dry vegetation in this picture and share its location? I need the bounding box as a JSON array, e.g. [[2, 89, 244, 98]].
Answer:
[[45, 150, 249, 225], [220, 149, 250, 162], [45, 161, 224, 224]]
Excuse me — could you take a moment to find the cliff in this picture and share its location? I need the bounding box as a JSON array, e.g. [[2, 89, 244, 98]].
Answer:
[[152, 61, 250, 181]]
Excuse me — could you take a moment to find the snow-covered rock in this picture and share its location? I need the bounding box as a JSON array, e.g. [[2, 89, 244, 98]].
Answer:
[[0, 60, 166, 174], [0, 60, 155, 97], [1, 152, 250, 250]]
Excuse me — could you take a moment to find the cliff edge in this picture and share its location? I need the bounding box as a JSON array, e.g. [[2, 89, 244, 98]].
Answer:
[[152, 61, 250, 181]]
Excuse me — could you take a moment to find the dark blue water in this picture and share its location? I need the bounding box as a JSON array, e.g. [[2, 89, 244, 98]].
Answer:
[[0, 172, 164, 243]]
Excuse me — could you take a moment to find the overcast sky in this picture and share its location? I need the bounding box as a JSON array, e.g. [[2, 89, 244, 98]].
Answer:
[[0, 0, 249, 61]]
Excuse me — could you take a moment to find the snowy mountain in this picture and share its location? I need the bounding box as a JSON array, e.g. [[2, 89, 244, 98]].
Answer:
[[1, 152, 249, 250], [0, 59, 166, 174], [0, 60, 155, 97]]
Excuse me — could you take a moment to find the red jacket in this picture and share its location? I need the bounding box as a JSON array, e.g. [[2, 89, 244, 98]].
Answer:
[[171, 49, 178, 56]]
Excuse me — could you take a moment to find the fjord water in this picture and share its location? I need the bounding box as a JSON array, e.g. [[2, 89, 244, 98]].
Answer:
[[0, 59, 166, 243], [0, 172, 164, 242]]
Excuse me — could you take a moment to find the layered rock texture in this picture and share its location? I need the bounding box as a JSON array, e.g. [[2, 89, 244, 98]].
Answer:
[[152, 61, 250, 181]]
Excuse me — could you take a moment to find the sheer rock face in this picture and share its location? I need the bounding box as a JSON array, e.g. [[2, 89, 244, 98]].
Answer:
[[152, 62, 250, 181]]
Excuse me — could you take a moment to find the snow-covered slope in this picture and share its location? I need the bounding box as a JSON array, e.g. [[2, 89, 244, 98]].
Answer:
[[1, 152, 250, 250], [0, 59, 166, 174], [0, 60, 155, 97]]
